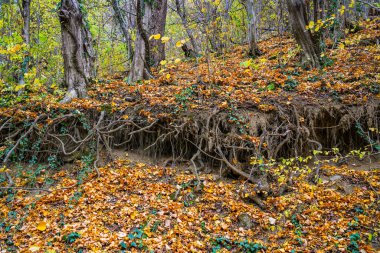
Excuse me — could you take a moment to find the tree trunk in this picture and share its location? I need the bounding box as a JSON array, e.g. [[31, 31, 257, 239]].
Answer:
[[286, 0, 320, 68], [245, 0, 261, 57], [18, 0, 31, 90], [175, 0, 200, 53], [58, 0, 95, 103], [149, 0, 167, 65], [110, 0, 133, 60], [313, 0, 318, 23], [129, 0, 167, 82]]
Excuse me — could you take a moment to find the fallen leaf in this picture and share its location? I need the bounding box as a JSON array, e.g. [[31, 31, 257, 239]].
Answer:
[[37, 221, 47, 231]]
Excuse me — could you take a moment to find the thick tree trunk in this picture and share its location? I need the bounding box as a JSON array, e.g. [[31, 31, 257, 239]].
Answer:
[[110, 0, 133, 60], [150, 0, 167, 65], [129, 0, 167, 82], [286, 0, 320, 68], [245, 0, 261, 57], [18, 0, 31, 89], [58, 0, 95, 103]]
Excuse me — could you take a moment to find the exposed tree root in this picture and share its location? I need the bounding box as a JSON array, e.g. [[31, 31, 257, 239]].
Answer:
[[0, 100, 379, 188]]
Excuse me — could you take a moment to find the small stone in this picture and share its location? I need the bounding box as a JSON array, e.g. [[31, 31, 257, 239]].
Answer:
[[164, 219, 171, 227], [238, 213, 253, 229], [341, 181, 354, 194], [268, 217, 276, 225], [329, 175, 342, 181]]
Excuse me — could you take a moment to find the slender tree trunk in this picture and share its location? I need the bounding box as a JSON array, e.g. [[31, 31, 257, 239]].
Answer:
[[58, 0, 95, 103], [175, 0, 200, 53], [18, 0, 31, 90], [21, 0, 31, 45], [313, 0, 318, 23], [129, 0, 167, 82], [110, 0, 133, 60], [286, 0, 320, 68], [129, 0, 149, 82], [245, 0, 261, 56]]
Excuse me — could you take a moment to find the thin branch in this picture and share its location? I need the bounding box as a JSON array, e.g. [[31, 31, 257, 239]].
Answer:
[[357, 0, 380, 11]]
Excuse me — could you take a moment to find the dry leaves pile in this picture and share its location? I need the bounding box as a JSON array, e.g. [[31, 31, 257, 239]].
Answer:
[[0, 159, 379, 252]]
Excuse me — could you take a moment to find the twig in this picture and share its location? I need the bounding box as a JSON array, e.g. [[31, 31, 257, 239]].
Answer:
[[190, 149, 202, 189], [357, 0, 380, 11], [128, 119, 158, 135], [0, 186, 52, 193], [216, 146, 253, 182], [185, 138, 222, 161], [0, 118, 11, 132]]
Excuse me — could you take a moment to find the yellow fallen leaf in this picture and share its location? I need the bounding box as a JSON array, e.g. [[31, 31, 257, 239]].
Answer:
[[144, 228, 152, 237], [220, 222, 228, 230], [37, 221, 47, 231], [161, 36, 170, 43], [175, 41, 184, 47], [0, 166, 8, 173], [130, 211, 138, 220], [149, 34, 161, 40], [29, 246, 40, 252]]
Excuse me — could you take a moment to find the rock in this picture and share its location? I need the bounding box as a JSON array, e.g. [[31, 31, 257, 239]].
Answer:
[[329, 175, 342, 181], [268, 217, 276, 225], [341, 181, 354, 194], [164, 219, 171, 228], [238, 213, 253, 229]]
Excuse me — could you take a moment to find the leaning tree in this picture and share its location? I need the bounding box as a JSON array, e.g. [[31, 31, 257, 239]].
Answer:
[[129, 0, 168, 82], [110, 0, 133, 61], [286, 0, 320, 68], [58, 0, 95, 103]]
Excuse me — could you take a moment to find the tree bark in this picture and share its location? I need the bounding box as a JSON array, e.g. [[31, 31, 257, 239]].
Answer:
[[110, 0, 133, 60], [58, 0, 95, 103], [18, 0, 31, 90], [129, 0, 167, 82], [244, 0, 261, 57], [286, 0, 320, 68], [149, 0, 167, 65]]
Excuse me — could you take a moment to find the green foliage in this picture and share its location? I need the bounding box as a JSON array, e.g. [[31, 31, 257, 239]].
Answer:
[[283, 76, 298, 91], [125, 226, 148, 250], [175, 85, 196, 110], [48, 154, 59, 170], [347, 233, 361, 253], [211, 236, 265, 253], [355, 122, 380, 151], [63, 232, 81, 244], [0, 0, 62, 95]]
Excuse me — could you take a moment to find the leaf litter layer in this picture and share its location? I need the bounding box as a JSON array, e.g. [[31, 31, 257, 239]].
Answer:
[[0, 158, 379, 252]]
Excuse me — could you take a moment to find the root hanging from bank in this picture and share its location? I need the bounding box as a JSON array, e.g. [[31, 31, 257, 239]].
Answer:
[[0, 100, 379, 188]]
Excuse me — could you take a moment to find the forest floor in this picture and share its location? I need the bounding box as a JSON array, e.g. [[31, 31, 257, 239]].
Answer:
[[0, 152, 379, 252], [0, 19, 380, 252]]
